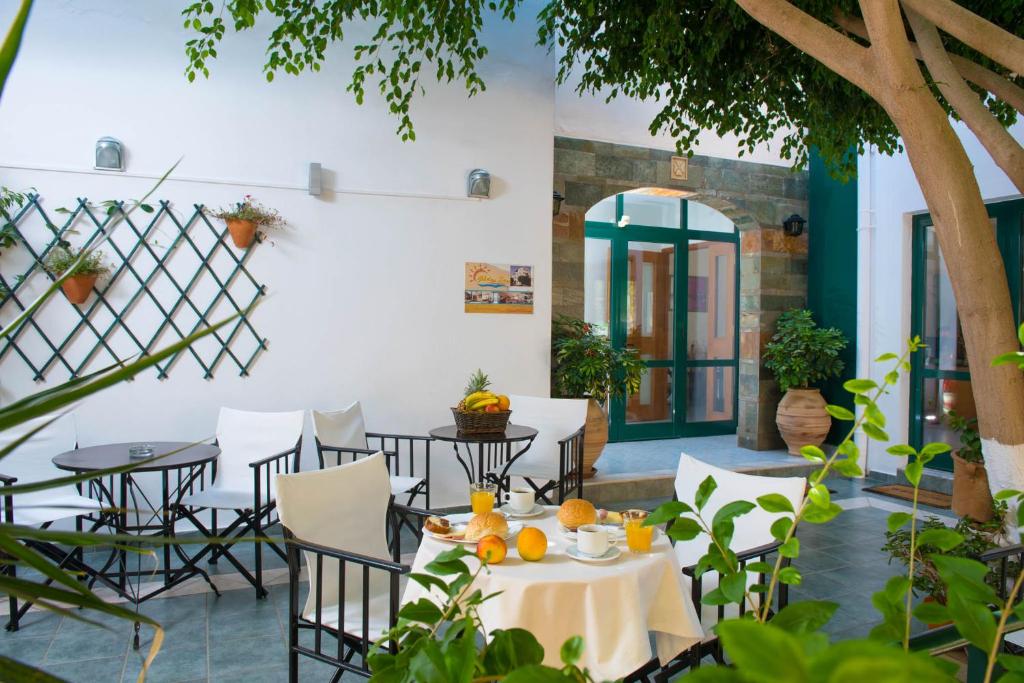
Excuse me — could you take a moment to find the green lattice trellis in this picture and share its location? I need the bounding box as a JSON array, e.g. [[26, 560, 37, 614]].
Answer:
[[0, 195, 267, 381]]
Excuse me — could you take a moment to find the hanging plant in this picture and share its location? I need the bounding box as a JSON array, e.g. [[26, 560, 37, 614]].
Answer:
[[209, 195, 284, 248], [43, 244, 111, 305]]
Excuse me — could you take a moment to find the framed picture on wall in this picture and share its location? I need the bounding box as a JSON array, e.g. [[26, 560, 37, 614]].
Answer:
[[465, 262, 534, 314]]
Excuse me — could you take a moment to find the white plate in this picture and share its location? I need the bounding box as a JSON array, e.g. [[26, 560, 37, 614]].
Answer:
[[502, 504, 545, 519], [558, 524, 628, 541], [424, 516, 523, 545], [566, 545, 621, 564]]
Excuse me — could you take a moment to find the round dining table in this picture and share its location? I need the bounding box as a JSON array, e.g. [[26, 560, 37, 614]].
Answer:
[[428, 424, 538, 488], [402, 505, 703, 680]]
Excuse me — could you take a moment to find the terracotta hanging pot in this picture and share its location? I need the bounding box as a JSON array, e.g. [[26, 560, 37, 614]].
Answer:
[[775, 387, 831, 456], [60, 273, 98, 305], [226, 218, 257, 248], [582, 398, 608, 479], [951, 452, 993, 522]]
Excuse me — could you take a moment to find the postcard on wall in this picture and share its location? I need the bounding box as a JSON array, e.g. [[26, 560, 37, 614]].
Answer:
[[465, 262, 534, 314]]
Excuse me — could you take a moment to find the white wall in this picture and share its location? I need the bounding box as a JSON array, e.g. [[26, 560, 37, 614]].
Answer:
[[860, 119, 1024, 476], [0, 1, 556, 506]]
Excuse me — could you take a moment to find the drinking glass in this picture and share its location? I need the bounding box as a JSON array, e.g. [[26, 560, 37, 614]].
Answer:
[[470, 482, 497, 514], [623, 509, 653, 553]]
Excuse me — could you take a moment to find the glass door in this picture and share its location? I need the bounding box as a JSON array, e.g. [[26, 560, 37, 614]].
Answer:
[[583, 194, 739, 442], [910, 198, 1023, 470]]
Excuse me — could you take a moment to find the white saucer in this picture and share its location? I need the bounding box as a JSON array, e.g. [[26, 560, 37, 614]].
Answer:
[[566, 545, 621, 563], [559, 524, 627, 541], [503, 504, 544, 519]]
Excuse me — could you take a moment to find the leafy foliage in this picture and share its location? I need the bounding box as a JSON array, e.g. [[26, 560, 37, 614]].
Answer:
[[209, 195, 283, 228], [551, 315, 646, 405], [42, 244, 111, 278], [762, 309, 848, 392], [369, 545, 607, 682], [948, 409, 984, 464]]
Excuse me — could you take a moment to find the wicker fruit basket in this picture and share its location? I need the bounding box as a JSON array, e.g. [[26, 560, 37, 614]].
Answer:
[[452, 407, 511, 435]]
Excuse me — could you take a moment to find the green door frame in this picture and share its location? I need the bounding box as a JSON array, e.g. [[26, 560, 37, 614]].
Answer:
[[585, 195, 740, 442], [909, 198, 1024, 471]]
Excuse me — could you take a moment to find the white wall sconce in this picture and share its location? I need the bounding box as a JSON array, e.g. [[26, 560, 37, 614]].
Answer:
[[467, 169, 490, 198], [308, 162, 322, 196], [95, 137, 124, 171]]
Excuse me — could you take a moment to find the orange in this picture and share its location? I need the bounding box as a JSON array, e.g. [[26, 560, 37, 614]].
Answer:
[[497, 394, 511, 411], [476, 535, 507, 564], [516, 526, 547, 562]]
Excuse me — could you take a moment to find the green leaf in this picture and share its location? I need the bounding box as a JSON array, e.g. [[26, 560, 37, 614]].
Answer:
[[800, 444, 826, 462], [481, 628, 545, 674], [715, 620, 809, 682], [875, 352, 898, 361], [807, 484, 830, 508], [0, 0, 32, 102], [770, 600, 838, 634], [399, 598, 443, 624], [771, 517, 793, 540], [825, 404, 855, 421], [946, 589, 997, 652], [695, 475, 717, 511], [887, 512, 912, 532], [865, 402, 886, 428], [503, 666, 580, 683], [560, 635, 584, 665], [886, 444, 917, 457], [833, 458, 863, 477], [667, 517, 703, 542], [862, 423, 889, 442], [408, 572, 448, 595], [998, 654, 1024, 673], [745, 561, 774, 574], [644, 500, 694, 526], [913, 600, 949, 625], [995, 489, 1023, 501], [920, 442, 953, 458], [757, 493, 794, 513], [779, 537, 800, 558], [719, 571, 748, 604], [905, 461, 923, 487], [0, 656, 65, 682], [844, 378, 878, 394], [778, 566, 802, 585], [803, 502, 843, 524], [916, 528, 964, 551]]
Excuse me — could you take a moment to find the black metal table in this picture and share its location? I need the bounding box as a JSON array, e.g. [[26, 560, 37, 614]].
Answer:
[[53, 442, 219, 646], [428, 425, 537, 492]]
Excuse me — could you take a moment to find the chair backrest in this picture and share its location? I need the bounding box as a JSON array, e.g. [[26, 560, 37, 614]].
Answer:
[[214, 408, 304, 492], [673, 452, 806, 568], [0, 414, 78, 495], [505, 395, 587, 474], [276, 452, 392, 620], [311, 403, 368, 467]]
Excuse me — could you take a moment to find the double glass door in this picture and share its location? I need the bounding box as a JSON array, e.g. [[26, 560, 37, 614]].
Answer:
[[584, 194, 739, 441], [910, 198, 1024, 470]]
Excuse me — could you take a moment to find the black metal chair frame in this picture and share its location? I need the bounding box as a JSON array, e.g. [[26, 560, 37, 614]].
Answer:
[[491, 425, 585, 505], [285, 503, 430, 682], [314, 432, 432, 509], [0, 472, 118, 631], [170, 438, 302, 599]]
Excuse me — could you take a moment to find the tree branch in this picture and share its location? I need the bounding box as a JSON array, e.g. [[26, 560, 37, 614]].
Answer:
[[906, 8, 1024, 195], [901, 0, 1024, 77], [834, 10, 1024, 119], [732, 0, 876, 97]]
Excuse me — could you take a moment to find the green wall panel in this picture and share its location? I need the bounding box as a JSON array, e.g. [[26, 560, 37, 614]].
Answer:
[[807, 150, 858, 443]]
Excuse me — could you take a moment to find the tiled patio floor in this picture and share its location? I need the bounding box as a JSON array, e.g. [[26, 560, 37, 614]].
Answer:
[[598, 434, 796, 476], [1, 479, 951, 682]]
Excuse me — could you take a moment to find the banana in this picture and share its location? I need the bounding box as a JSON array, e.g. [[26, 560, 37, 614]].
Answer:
[[464, 391, 495, 405], [468, 397, 499, 410]]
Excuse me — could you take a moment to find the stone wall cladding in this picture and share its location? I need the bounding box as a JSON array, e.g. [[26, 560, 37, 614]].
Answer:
[[553, 136, 809, 450]]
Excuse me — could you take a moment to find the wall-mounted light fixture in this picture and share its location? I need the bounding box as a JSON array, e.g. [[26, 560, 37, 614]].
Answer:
[[308, 162, 322, 196], [782, 213, 806, 237], [552, 190, 564, 217], [95, 137, 124, 171], [467, 169, 491, 198]]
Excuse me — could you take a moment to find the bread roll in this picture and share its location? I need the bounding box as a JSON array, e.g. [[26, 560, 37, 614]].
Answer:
[[557, 499, 597, 530], [465, 511, 509, 542], [424, 516, 451, 535]]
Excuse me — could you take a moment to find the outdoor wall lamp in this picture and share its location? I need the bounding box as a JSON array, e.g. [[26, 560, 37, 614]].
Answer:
[[467, 169, 491, 198], [783, 213, 806, 237], [95, 137, 125, 171], [552, 190, 564, 216]]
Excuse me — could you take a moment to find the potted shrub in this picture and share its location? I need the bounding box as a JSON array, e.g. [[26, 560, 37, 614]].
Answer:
[[551, 315, 646, 477], [210, 195, 283, 248], [762, 309, 848, 455], [948, 410, 993, 522], [43, 245, 111, 305]]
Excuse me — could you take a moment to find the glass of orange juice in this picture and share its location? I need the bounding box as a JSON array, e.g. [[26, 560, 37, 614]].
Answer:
[[623, 509, 654, 553], [470, 482, 497, 514]]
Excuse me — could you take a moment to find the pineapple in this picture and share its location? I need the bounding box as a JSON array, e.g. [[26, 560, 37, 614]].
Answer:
[[457, 369, 492, 411]]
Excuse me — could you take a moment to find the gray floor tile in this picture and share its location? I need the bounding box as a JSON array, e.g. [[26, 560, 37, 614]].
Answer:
[[123, 642, 208, 683], [209, 633, 286, 678], [0, 634, 52, 666], [41, 655, 127, 682], [45, 621, 132, 664]]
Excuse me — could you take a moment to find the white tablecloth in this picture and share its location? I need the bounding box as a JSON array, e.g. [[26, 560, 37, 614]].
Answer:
[[402, 507, 703, 680]]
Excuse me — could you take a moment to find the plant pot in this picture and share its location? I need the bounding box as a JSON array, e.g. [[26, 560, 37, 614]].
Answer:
[[775, 388, 831, 456], [226, 219, 257, 248], [582, 398, 608, 479], [952, 451, 993, 522], [60, 274, 98, 305], [922, 595, 953, 629]]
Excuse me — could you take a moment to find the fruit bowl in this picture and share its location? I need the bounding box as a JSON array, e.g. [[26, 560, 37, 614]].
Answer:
[[452, 407, 511, 435]]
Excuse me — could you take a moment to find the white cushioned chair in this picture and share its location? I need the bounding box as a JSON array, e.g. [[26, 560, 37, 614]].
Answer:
[[656, 452, 806, 678], [489, 394, 587, 504], [0, 414, 104, 631], [311, 403, 431, 507], [173, 407, 304, 598], [277, 452, 410, 681]]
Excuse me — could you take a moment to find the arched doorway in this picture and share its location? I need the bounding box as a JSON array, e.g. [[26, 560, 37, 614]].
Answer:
[[583, 189, 738, 441]]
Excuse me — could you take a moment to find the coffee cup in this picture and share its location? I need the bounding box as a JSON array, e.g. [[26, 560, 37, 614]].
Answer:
[[504, 487, 535, 513], [576, 524, 611, 557]]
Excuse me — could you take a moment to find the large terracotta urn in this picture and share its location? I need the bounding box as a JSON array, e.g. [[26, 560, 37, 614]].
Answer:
[[776, 388, 831, 456], [951, 452, 993, 522], [582, 398, 608, 478]]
